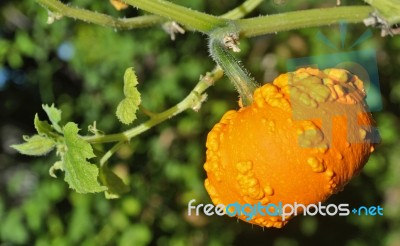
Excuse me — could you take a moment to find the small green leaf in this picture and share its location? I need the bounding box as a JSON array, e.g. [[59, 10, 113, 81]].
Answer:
[[11, 135, 55, 156], [116, 98, 140, 125], [34, 114, 59, 138], [49, 161, 64, 178], [123, 67, 139, 96], [42, 104, 62, 133], [125, 88, 141, 105], [116, 67, 141, 125], [63, 122, 106, 193], [99, 165, 130, 199]]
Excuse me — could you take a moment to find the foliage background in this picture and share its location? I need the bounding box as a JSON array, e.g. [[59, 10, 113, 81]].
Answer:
[[0, 0, 400, 245]]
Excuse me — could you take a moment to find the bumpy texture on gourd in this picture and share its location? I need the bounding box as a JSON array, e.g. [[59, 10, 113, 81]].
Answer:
[[204, 68, 378, 228]]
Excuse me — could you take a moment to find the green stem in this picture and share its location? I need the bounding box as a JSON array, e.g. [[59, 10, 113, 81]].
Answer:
[[363, 0, 400, 25], [209, 39, 257, 106], [36, 0, 371, 39], [83, 67, 224, 144], [238, 6, 373, 37], [36, 0, 165, 29], [36, 0, 262, 31], [123, 0, 226, 32], [221, 0, 263, 19], [100, 141, 124, 166]]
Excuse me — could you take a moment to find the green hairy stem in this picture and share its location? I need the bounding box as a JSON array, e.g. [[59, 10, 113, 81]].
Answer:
[[209, 38, 257, 106]]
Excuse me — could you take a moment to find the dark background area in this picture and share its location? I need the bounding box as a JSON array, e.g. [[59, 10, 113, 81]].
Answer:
[[0, 0, 399, 245]]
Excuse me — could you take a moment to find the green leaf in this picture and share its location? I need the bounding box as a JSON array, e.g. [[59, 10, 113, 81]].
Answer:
[[99, 165, 130, 199], [34, 114, 59, 138], [123, 67, 139, 97], [116, 67, 141, 125], [49, 161, 64, 178], [62, 122, 107, 193], [11, 135, 56, 156], [116, 98, 140, 125], [42, 104, 62, 133]]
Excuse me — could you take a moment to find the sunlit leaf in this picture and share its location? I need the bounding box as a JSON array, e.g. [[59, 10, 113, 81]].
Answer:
[[62, 122, 106, 193], [49, 161, 64, 178], [116, 98, 140, 125], [116, 67, 141, 125], [11, 135, 55, 156], [42, 104, 63, 133], [34, 114, 59, 138], [123, 67, 139, 97]]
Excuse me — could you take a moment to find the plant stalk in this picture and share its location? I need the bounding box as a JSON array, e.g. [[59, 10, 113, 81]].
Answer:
[[221, 0, 263, 19], [83, 67, 224, 144], [124, 0, 226, 32], [363, 0, 400, 26], [238, 6, 373, 37], [209, 39, 257, 106], [36, 0, 165, 29]]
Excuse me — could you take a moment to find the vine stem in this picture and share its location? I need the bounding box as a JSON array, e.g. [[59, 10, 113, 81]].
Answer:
[[36, 0, 165, 29], [363, 0, 400, 25], [36, 0, 262, 31], [221, 0, 263, 20], [100, 141, 124, 166], [37, 0, 374, 38], [83, 67, 224, 144], [238, 6, 373, 37], [123, 0, 226, 32], [209, 39, 257, 106], [81, 0, 261, 145]]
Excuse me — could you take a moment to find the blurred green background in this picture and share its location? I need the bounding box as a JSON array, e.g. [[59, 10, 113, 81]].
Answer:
[[1, 0, 400, 245]]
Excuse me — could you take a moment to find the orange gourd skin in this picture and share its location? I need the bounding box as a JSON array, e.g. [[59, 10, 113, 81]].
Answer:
[[204, 68, 378, 228]]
